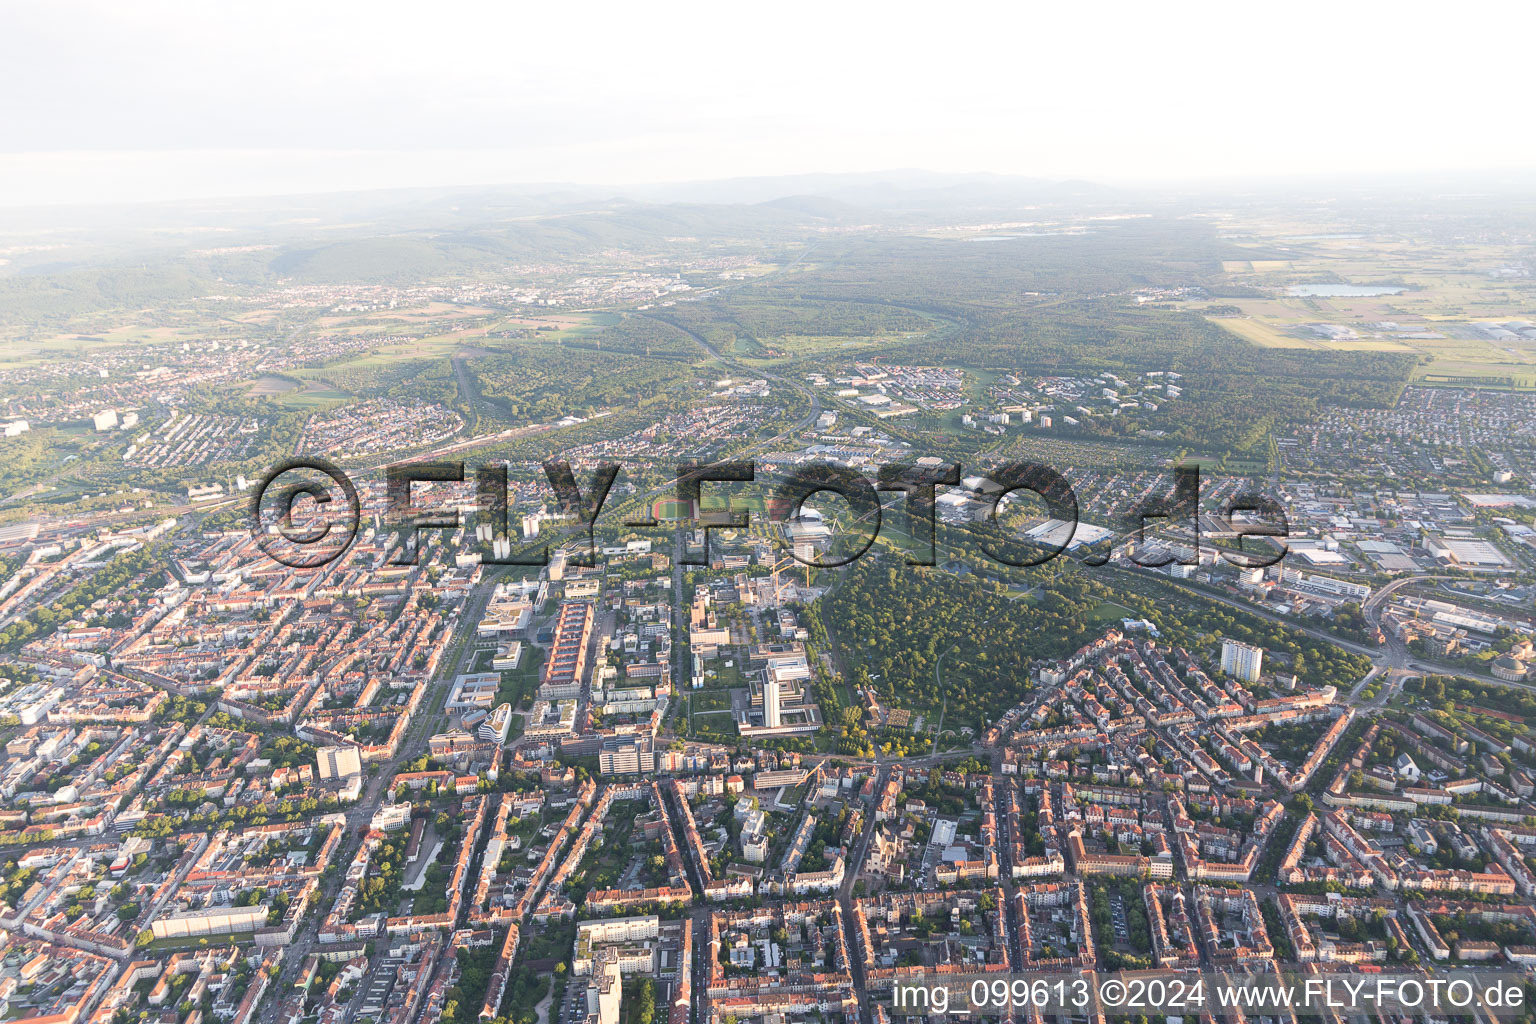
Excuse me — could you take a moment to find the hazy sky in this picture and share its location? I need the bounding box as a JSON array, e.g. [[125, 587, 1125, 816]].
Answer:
[[3, 0, 1533, 207]]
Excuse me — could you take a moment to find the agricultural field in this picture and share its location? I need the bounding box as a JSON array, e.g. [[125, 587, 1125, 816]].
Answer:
[[1197, 232, 1536, 386]]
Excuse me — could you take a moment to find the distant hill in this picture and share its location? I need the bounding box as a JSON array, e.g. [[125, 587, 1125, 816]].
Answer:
[[0, 170, 1152, 319], [262, 200, 861, 285], [753, 194, 867, 220]]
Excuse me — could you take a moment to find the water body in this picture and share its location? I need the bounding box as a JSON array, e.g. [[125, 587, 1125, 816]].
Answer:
[[1287, 284, 1407, 297]]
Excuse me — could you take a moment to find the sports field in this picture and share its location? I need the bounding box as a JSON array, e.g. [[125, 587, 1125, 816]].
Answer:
[[652, 497, 697, 521]]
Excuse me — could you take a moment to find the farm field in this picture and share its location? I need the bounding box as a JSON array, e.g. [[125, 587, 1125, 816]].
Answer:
[[1196, 232, 1536, 386]]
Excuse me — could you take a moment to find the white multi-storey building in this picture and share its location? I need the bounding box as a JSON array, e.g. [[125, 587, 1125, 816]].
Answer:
[[1220, 639, 1264, 683]]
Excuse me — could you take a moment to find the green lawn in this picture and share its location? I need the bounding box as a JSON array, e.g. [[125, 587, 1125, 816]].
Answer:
[[688, 689, 738, 741], [690, 688, 732, 713], [1089, 601, 1136, 623], [142, 929, 256, 952], [497, 646, 545, 709]]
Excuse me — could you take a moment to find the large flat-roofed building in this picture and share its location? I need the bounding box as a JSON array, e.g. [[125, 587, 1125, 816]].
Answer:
[[566, 577, 602, 599], [317, 744, 363, 780], [479, 598, 533, 635], [761, 650, 810, 682], [524, 699, 578, 741], [479, 702, 513, 744], [599, 735, 656, 776], [573, 916, 661, 975], [1281, 568, 1373, 603], [492, 640, 523, 670], [753, 768, 807, 790], [447, 672, 502, 710], [150, 903, 267, 939], [1425, 533, 1514, 569]]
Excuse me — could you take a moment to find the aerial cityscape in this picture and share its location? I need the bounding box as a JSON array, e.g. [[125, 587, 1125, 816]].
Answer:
[[4, 4, 1536, 1024]]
